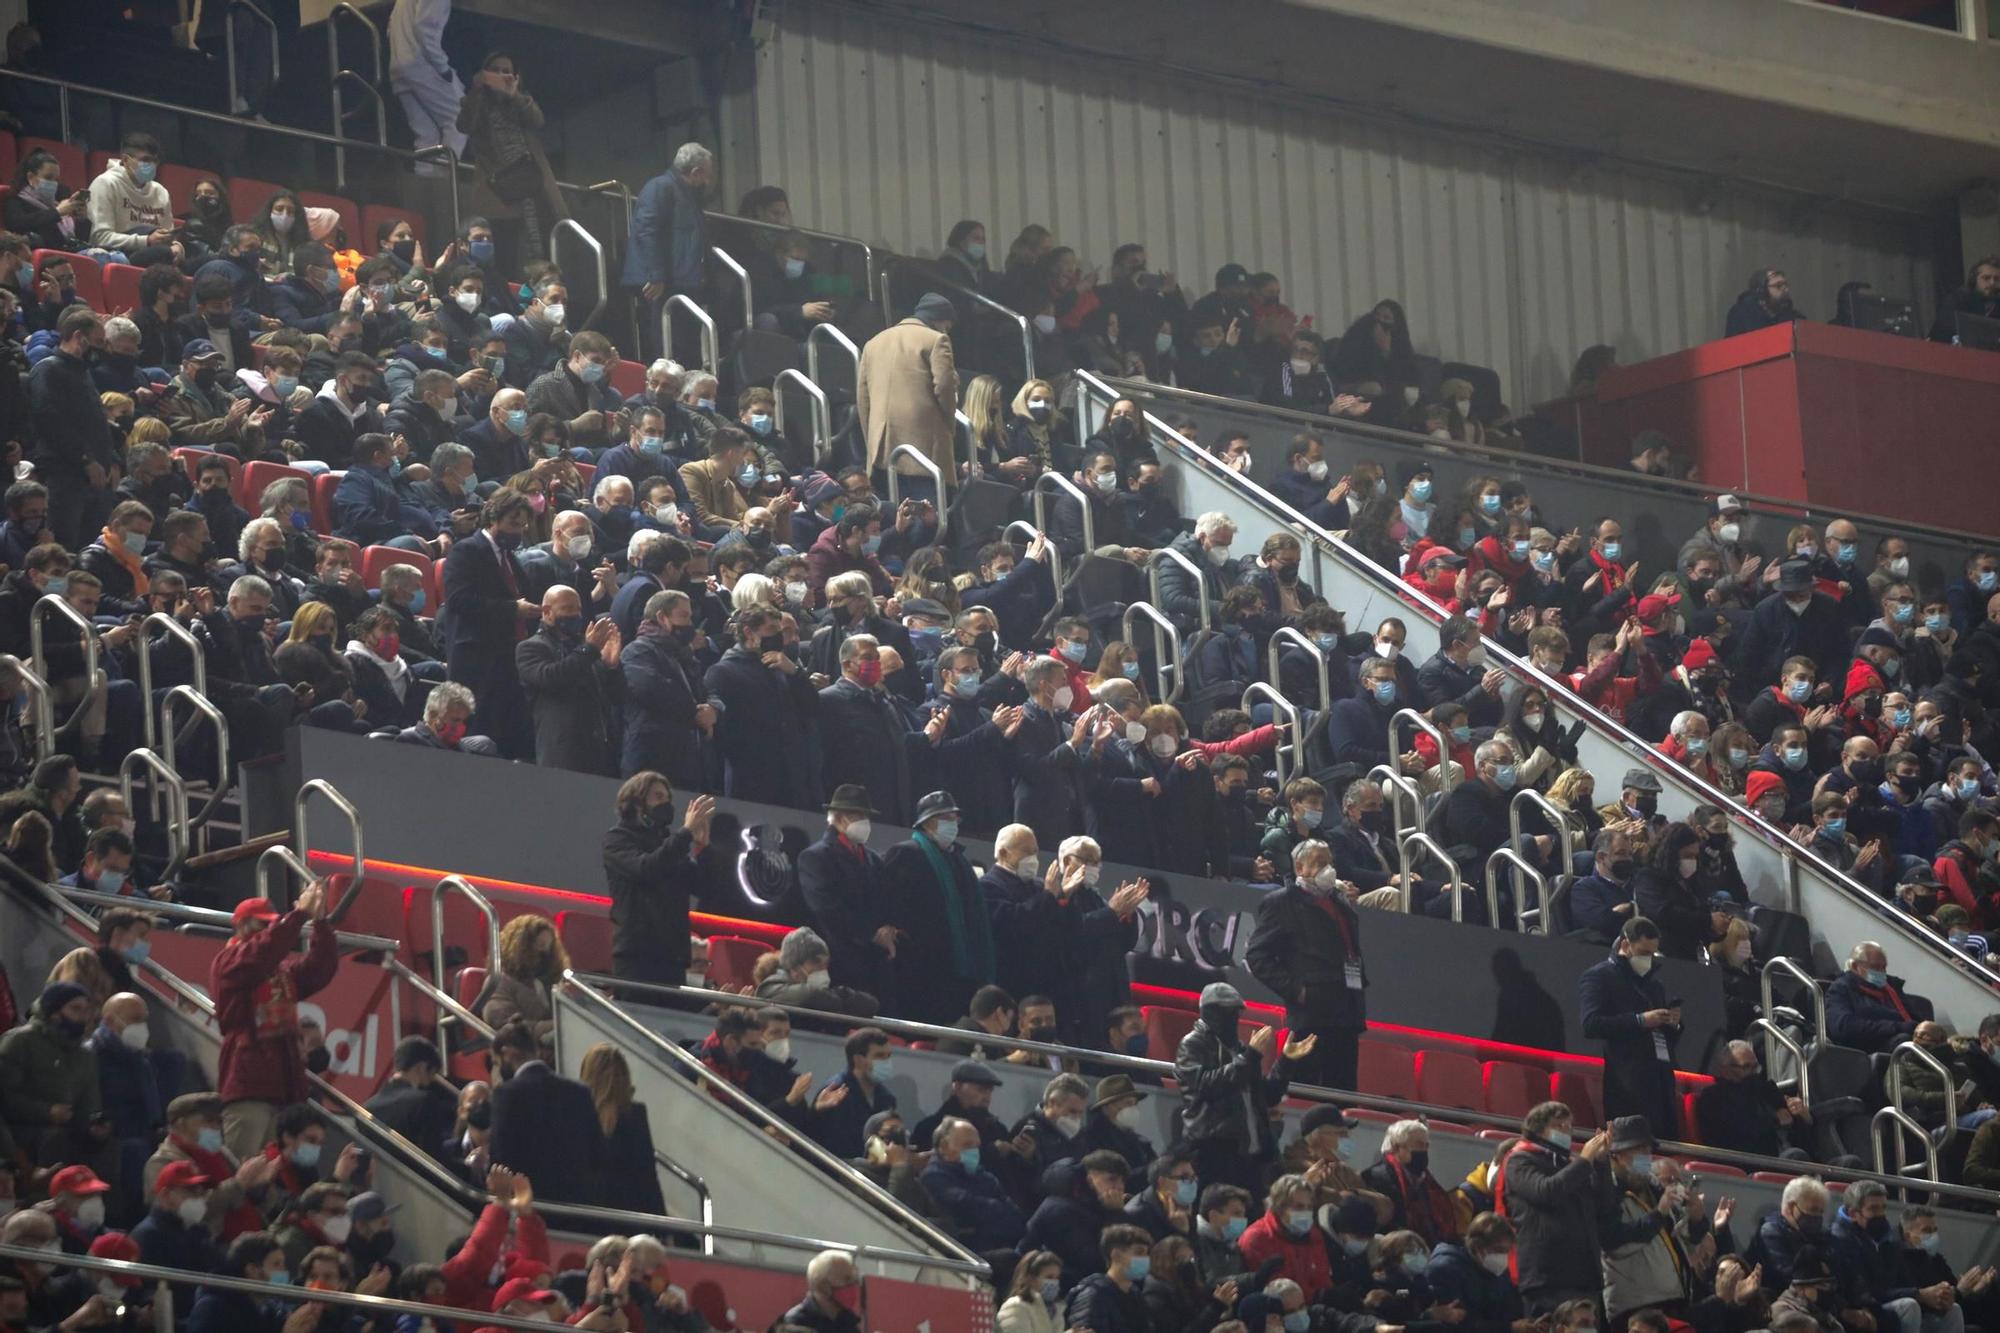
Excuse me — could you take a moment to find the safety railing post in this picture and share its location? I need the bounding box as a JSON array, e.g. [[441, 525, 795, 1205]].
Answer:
[[1509, 788, 1575, 877], [1149, 546, 1211, 634], [296, 780, 366, 922], [886, 445, 948, 537], [1032, 472, 1094, 554], [1760, 956, 1828, 1048], [549, 218, 608, 332], [1389, 707, 1452, 790], [1748, 1017, 1812, 1106], [118, 748, 187, 870], [662, 294, 719, 377], [710, 246, 754, 331], [30, 596, 99, 744], [772, 368, 832, 468], [1000, 521, 1062, 593], [1122, 602, 1184, 705], [1242, 683, 1302, 789], [2, 655, 52, 762], [430, 876, 500, 1060], [1488, 847, 1546, 933], [1366, 764, 1425, 840], [136, 613, 206, 756], [1266, 627, 1330, 714], [1398, 831, 1465, 919], [806, 323, 862, 391], [159, 686, 229, 856]]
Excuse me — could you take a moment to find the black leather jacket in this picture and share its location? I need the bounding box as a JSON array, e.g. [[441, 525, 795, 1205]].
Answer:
[[1172, 1016, 1292, 1156]]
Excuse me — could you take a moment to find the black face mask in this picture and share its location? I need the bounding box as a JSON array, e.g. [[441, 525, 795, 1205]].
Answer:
[[1199, 1004, 1242, 1042], [306, 1045, 333, 1075], [643, 802, 675, 828], [1851, 758, 1884, 785], [1109, 417, 1137, 439], [1631, 795, 1658, 819], [1274, 564, 1299, 585], [1025, 1023, 1058, 1043], [1406, 1149, 1430, 1175], [973, 631, 998, 659], [1608, 857, 1636, 880], [757, 633, 786, 655], [465, 1101, 492, 1130], [391, 239, 417, 264]]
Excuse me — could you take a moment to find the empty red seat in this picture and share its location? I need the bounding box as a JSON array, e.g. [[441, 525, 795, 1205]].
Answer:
[[235, 459, 311, 511], [310, 471, 344, 535], [21, 138, 84, 189], [1358, 1038, 1418, 1102], [298, 190, 361, 245], [1554, 1067, 1603, 1129], [610, 359, 646, 399], [158, 163, 214, 211], [101, 263, 144, 314], [1682, 1091, 1701, 1142], [705, 935, 767, 990], [361, 203, 425, 249], [229, 175, 288, 227], [1144, 1006, 1197, 1063], [453, 965, 490, 1013], [1482, 1059, 1550, 1119], [35, 250, 102, 309], [556, 910, 614, 975], [1415, 1049, 1484, 1113], [401, 883, 496, 980], [173, 447, 240, 489], [1685, 1161, 1749, 1178]]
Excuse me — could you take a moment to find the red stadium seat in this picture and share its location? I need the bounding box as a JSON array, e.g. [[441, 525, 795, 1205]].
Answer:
[[229, 176, 288, 227], [298, 191, 361, 246], [1685, 1161, 1749, 1178], [311, 471, 344, 534], [610, 359, 646, 399], [361, 204, 426, 250], [705, 936, 767, 990], [320, 874, 407, 945], [555, 909, 614, 975], [158, 163, 214, 211], [1141, 1006, 1195, 1062], [173, 448, 240, 489], [453, 964, 490, 1014], [572, 462, 596, 491], [21, 138, 84, 189], [1358, 1038, 1418, 1102], [100, 263, 144, 314], [235, 459, 311, 512], [35, 250, 102, 309], [360, 544, 431, 592], [1415, 1049, 1484, 1113], [1554, 1067, 1603, 1129], [1482, 1060, 1550, 1119]]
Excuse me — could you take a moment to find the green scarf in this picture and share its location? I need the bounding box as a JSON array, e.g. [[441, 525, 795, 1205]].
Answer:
[[914, 831, 994, 983]]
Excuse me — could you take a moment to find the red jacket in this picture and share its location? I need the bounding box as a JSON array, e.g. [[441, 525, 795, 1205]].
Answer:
[[1568, 650, 1662, 727], [211, 910, 339, 1105], [442, 1202, 549, 1312], [1413, 731, 1475, 777], [1934, 845, 1996, 931], [1655, 735, 1723, 787], [1237, 1208, 1333, 1297], [804, 523, 892, 599]]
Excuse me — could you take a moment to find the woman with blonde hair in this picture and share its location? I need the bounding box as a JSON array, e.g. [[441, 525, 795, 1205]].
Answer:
[[1545, 765, 1603, 872], [1709, 914, 1759, 1036], [961, 373, 1010, 471], [895, 546, 960, 615], [125, 414, 171, 449], [1088, 641, 1148, 702], [283, 602, 340, 659], [480, 912, 569, 1038], [1003, 377, 1066, 480], [578, 1042, 667, 1215]]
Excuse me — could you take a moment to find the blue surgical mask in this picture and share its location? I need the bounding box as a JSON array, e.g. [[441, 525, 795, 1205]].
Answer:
[[1284, 1313, 1311, 1333], [1402, 1252, 1430, 1275], [1628, 1152, 1654, 1177], [1958, 778, 1981, 799], [97, 868, 128, 894], [696, 397, 716, 412], [1822, 817, 1847, 837], [862, 533, 884, 556], [121, 937, 149, 963], [1865, 968, 1887, 987], [1532, 550, 1556, 572], [408, 589, 427, 615], [1921, 1232, 1942, 1254], [783, 257, 806, 280], [749, 412, 773, 435], [123, 531, 147, 556], [1836, 542, 1857, 565], [1511, 539, 1531, 560], [1480, 494, 1502, 515], [470, 239, 496, 263], [197, 1127, 225, 1152], [1298, 808, 1323, 830], [1121, 661, 1140, 680], [738, 463, 761, 487], [638, 436, 664, 456], [1057, 638, 1086, 662], [132, 161, 158, 186], [1458, 527, 1478, 547], [43, 574, 69, 597], [952, 672, 981, 698], [1124, 1256, 1151, 1281], [1285, 1209, 1314, 1237], [1492, 764, 1518, 791], [1892, 707, 1912, 728], [424, 344, 448, 360], [1979, 571, 1998, 593], [1410, 480, 1433, 502], [273, 374, 299, 396], [290, 1142, 322, 1168], [1451, 724, 1472, 743], [1315, 633, 1338, 652], [1893, 603, 1915, 625], [1927, 613, 1949, 633], [872, 1056, 896, 1079], [1372, 680, 1396, 705], [1786, 679, 1812, 703], [1155, 331, 1174, 355], [933, 820, 959, 844], [32, 178, 57, 201], [1224, 1216, 1248, 1240], [577, 360, 607, 384], [1174, 1178, 1198, 1206], [505, 409, 528, 435], [1601, 541, 1622, 561], [959, 1147, 981, 1173], [1783, 746, 1807, 770]]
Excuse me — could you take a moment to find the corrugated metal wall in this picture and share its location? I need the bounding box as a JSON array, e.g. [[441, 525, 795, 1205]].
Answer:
[[728, 2, 1937, 406]]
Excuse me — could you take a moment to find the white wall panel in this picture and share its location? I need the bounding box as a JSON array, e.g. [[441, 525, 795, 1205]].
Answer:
[[739, 2, 1936, 405]]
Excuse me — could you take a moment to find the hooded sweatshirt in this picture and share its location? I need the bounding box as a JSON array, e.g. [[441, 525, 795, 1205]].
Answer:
[[86, 160, 173, 254]]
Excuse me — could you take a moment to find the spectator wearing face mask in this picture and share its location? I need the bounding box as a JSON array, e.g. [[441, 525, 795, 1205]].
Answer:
[[515, 585, 623, 775], [1, 979, 120, 1179], [754, 927, 877, 1016], [1825, 941, 1932, 1054], [1578, 918, 1680, 1136], [1246, 837, 1359, 1088], [600, 772, 716, 988]]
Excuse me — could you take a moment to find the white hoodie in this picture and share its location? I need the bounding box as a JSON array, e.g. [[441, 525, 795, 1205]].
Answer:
[[86, 160, 172, 254]]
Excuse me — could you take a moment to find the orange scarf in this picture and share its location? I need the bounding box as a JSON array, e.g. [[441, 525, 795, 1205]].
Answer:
[[101, 527, 150, 598]]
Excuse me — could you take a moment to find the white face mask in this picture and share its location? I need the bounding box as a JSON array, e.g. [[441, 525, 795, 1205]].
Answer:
[[1628, 953, 1655, 976], [543, 302, 566, 326], [1148, 733, 1178, 758], [1124, 720, 1147, 744], [119, 1021, 150, 1050], [1717, 522, 1741, 544], [1053, 1113, 1085, 1138], [564, 534, 593, 560], [1017, 855, 1041, 880], [96, 1280, 129, 1304], [1051, 685, 1074, 711], [1306, 460, 1329, 482], [1112, 1105, 1140, 1128], [785, 581, 809, 604], [841, 817, 872, 844], [177, 1196, 209, 1225], [1376, 642, 1399, 661], [764, 1038, 791, 1062], [804, 970, 832, 992], [455, 291, 481, 313], [1310, 866, 1342, 895], [1076, 862, 1102, 887], [1289, 357, 1313, 375], [75, 1197, 106, 1231], [319, 1213, 352, 1244]]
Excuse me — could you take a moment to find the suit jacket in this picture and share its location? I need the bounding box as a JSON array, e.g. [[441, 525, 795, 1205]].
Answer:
[[882, 835, 993, 1025], [702, 646, 819, 806], [858, 319, 958, 490], [817, 678, 922, 826], [1246, 882, 1367, 1032], [487, 1061, 608, 1206], [1010, 703, 1087, 849], [618, 629, 708, 786], [797, 830, 892, 995], [515, 624, 623, 775], [362, 1078, 459, 1160], [677, 458, 750, 529], [438, 529, 528, 750], [460, 415, 531, 482], [1578, 953, 1679, 1136]]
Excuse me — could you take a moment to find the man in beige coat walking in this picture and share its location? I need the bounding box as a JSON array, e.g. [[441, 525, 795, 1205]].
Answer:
[[859, 292, 959, 503]]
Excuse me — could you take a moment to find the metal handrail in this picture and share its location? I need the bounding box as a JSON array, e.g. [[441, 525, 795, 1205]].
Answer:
[[1389, 707, 1452, 790], [1872, 1105, 1940, 1185], [1122, 602, 1184, 705], [1032, 470, 1096, 554], [222, 0, 280, 118], [773, 368, 833, 466], [1243, 683, 1302, 789], [549, 218, 608, 334], [329, 1, 383, 80], [663, 293, 719, 377], [1267, 626, 1330, 713], [331, 71, 387, 145], [806, 322, 862, 390], [881, 259, 1034, 382], [1510, 787, 1576, 873], [135, 612, 205, 753], [1073, 368, 2000, 1010], [1490, 847, 1549, 934], [704, 211, 879, 318], [1760, 956, 1828, 1045], [30, 594, 98, 737], [1094, 373, 2000, 553], [711, 246, 754, 330], [558, 973, 988, 1274], [1399, 830, 1469, 919], [886, 444, 948, 534], [297, 779, 366, 923], [431, 875, 500, 1058], [1001, 521, 1063, 593], [118, 748, 187, 869], [1367, 763, 1426, 838], [159, 686, 228, 850], [1748, 1016, 1812, 1106], [327, 1, 386, 185], [1888, 1039, 1960, 1137], [253, 843, 314, 913], [1149, 544, 1212, 633], [4, 655, 52, 761], [53, 880, 398, 957]]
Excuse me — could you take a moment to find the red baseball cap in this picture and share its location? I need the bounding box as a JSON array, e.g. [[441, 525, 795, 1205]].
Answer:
[[88, 1233, 142, 1285], [492, 1279, 562, 1312], [232, 898, 281, 925], [1745, 770, 1786, 808], [153, 1160, 215, 1191], [49, 1165, 112, 1197], [1634, 592, 1683, 624]]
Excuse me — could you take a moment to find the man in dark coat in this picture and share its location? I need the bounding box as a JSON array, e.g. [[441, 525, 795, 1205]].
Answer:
[[797, 786, 895, 999], [617, 587, 714, 786], [515, 584, 624, 775], [1725, 268, 1801, 337], [1011, 657, 1091, 849], [1732, 561, 1853, 702], [1172, 983, 1299, 1193], [486, 1023, 608, 1207], [817, 634, 930, 828], [1497, 1103, 1623, 1314], [1578, 917, 1680, 1138], [1020, 1153, 1136, 1292], [703, 606, 819, 807], [880, 791, 996, 1025], [437, 488, 537, 758], [1245, 837, 1367, 1090], [1824, 941, 1934, 1053], [602, 770, 718, 988], [361, 1036, 459, 1163]]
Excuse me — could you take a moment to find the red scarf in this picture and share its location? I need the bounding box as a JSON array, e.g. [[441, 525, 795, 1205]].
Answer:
[[1385, 1154, 1455, 1244], [1589, 549, 1629, 589], [172, 1134, 265, 1239], [1855, 979, 1913, 1022]]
